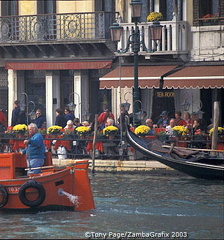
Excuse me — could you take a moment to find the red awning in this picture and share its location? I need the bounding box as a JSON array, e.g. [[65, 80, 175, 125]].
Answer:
[[163, 66, 224, 89], [99, 65, 177, 89], [5, 61, 112, 70]]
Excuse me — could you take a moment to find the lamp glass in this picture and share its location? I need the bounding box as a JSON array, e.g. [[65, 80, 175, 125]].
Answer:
[[20, 103, 26, 112], [110, 23, 122, 41], [29, 111, 36, 120], [135, 110, 146, 120], [121, 102, 131, 112], [83, 111, 91, 121], [130, 0, 142, 18], [67, 102, 76, 112], [150, 24, 163, 40]]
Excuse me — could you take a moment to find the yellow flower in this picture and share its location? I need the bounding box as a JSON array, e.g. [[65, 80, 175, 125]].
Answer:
[[47, 125, 62, 134], [134, 125, 150, 136], [209, 127, 224, 136], [172, 126, 188, 136], [146, 12, 163, 22], [103, 126, 118, 136], [75, 126, 91, 135], [13, 124, 28, 133]]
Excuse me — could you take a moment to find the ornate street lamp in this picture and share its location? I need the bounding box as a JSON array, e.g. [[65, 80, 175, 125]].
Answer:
[[20, 92, 36, 125], [110, 0, 162, 126], [121, 92, 132, 112], [28, 101, 36, 120], [67, 92, 80, 119], [134, 100, 146, 121], [181, 99, 191, 112], [83, 111, 91, 121]]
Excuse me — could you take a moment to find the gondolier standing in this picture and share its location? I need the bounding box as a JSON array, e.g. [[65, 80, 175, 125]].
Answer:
[[21, 123, 45, 175]]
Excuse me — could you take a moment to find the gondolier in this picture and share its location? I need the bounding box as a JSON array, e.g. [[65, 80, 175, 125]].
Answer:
[[21, 123, 45, 175]]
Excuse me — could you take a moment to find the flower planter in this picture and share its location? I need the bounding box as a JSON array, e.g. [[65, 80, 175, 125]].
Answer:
[[62, 134, 75, 140], [108, 135, 115, 140], [216, 142, 224, 150], [202, 21, 218, 26], [0, 133, 15, 139]]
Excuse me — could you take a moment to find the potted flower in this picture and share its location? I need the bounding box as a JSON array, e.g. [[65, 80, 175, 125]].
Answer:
[[146, 12, 163, 23], [12, 124, 28, 135], [209, 127, 224, 150], [209, 127, 224, 138], [134, 125, 150, 137], [75, 126, 91, 138], [172, 126, 188, 138], [103, 126, 118, 139], [202, 13, 219, 25], [3, 126, 15, 139], [47, 125, 62, 135]]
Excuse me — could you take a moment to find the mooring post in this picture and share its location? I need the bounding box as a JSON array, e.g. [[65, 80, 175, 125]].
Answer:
[[91, 114, 98, 173], [211, 101, 219, 150]]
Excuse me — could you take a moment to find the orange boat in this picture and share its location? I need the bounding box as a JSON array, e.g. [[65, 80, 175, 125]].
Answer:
[[0, 152, 95, 212]]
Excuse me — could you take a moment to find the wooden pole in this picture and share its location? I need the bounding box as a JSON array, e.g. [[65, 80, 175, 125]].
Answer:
[[211, 101, 219, 150], [91, 114, 98, 173]]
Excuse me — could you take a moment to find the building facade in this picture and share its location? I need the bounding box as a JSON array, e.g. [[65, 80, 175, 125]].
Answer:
[[0, 0, 117, 127], [100, 0, 224, 126], [0, 0, 223, 128]]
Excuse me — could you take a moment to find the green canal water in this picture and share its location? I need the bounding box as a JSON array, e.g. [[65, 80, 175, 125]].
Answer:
[[0, 171, 223, 239]]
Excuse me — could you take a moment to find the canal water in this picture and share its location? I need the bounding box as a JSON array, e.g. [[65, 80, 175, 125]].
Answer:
[[0, 171, 223, 239]]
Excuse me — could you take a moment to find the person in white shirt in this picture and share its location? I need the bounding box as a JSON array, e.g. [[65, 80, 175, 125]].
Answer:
[[166, 118, 175, 136]]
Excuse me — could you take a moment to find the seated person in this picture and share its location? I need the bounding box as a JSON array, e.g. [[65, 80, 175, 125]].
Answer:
[[102, 118, 119, 158], [175, 111, 187, 126], [156, 111, 169, 128], [64, 120, 75, 131], [166, 118, 175, 136], [192, 119, 206, 149], [33, 109, 46, 129], [145, 118, 155, 135]]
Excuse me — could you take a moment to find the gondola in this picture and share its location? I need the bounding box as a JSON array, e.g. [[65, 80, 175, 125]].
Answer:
[[126, 126, 224, 180]]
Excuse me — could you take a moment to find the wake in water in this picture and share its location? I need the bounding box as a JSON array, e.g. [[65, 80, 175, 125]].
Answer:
[[58, 188, 79, 205]]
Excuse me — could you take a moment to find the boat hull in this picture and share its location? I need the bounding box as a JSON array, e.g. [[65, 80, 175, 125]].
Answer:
[[0, 153, 95, 212], [126, 128, 224, 180]]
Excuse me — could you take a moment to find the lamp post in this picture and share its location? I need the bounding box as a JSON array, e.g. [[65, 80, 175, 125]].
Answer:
[[67, 92, 80, 119], [20, 92, 36, 126], [110, 0, 162, 127]]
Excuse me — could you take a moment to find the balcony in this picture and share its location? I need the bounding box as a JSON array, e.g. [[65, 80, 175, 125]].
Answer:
[[0, 12, 118, 60], [117, 21, 189, 59], [0, 12, 118, 43]]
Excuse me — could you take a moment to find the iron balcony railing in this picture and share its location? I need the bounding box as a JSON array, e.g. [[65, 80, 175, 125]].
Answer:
[[0, 11, 118, 43], [117, 21, 189, 54]]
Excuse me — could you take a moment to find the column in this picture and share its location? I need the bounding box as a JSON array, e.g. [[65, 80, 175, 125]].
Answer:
[[8, 69, 18, 126], [45, 71, 60, 128], [80, 70, 89, 122], [73, 70, 82, 120]]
